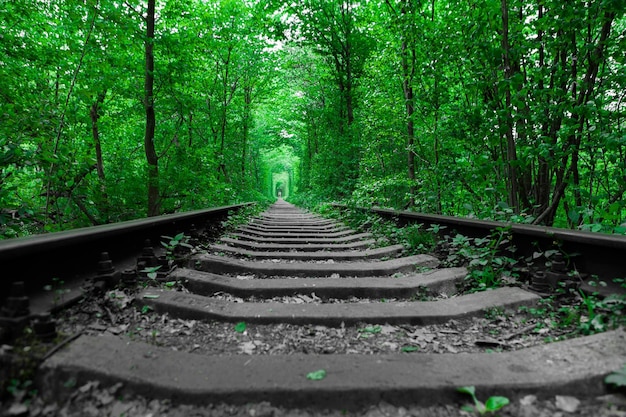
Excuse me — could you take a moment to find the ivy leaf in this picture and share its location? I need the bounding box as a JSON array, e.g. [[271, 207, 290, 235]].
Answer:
[[234, 322, 247, 333], [306, 369, 327, 380], [401, 346, 419, 353]]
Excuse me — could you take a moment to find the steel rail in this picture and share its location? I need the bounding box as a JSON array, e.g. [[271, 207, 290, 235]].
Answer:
[[1, 203, 253, 296], [333, 204, 626, 286]]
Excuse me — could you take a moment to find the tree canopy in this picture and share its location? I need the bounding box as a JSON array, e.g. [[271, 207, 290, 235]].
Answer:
[[1, 0, 625, 238]]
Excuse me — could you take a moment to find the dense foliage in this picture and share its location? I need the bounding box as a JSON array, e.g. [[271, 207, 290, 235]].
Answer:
[[1, 0, 625, 238]]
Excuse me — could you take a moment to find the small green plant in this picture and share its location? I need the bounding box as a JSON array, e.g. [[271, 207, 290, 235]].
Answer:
[[399, 223, 438, 254], [161, 233, 193, 260], [483, 307, 506, 321], [234, 322, 247, 333], [140, 265, 162, 280], [605, 364, 626, 389], [221, 204, 266, 233], [577, 278, 626, 335], [457, 386, 510, 415], [444, 227, 518, 293], [411, 286, 435, 301], [43, 277, 70, 306], [7, 378, 37, 404]]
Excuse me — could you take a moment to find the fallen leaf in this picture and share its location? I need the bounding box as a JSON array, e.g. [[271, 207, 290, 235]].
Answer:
[[299, 294, 315, 303], [234, 322, 247, 333], [379, 324, 398, 335], [401, 346, 419, 353], [382, 341, 398, 350], [239, 341, 255, 354], [519, 395, 537, 406], [555, 395, 580, 413], [6, 404, 28, 416], [306, 369, 327, 380], [358, 325, 382, 334]]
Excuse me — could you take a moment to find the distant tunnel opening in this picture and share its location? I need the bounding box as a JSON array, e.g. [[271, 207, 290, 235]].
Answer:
[[272, 172, 289, 199]]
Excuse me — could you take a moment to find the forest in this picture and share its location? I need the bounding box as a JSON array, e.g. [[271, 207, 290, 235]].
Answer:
[[1, 0, 625, 239]]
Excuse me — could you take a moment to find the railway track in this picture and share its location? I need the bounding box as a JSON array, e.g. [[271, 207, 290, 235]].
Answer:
[[1, 200, 626, 416]]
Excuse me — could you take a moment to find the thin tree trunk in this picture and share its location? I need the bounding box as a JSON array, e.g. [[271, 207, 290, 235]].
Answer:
[[402, 38, 416, 208], [500, 0, 519, 211], [90, 91, 107, 182], [241, 84, 252, 178], [90, 90, 108, 220], [533, 10, 615, 225], [144, 0, 160, 217]]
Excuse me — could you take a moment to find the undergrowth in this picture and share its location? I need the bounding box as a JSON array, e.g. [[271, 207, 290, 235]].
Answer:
[[439, 226, 520, 293], [315, 203, 439, 255], [519, 278, 626, 337], [221, 201, 270, 234], [310, 203, 521, 292]]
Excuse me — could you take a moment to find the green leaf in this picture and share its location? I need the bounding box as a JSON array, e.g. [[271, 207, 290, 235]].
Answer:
[[234, 322, 247, 333], [605, 365, 626, 387], [401, 346, 419, 352], [63, 378, 77, 388], [485, 396, 510, 411], [358, 325, 382, 334], [568, 209, 580, 223], [457, 386, 476, 396], [306, 369, 327, 380]]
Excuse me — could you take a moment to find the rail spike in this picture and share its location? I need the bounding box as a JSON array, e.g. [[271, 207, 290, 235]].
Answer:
[[1, 281, 31, 318], [0, 281, 32, 342], [545, 252, 577, 291], [33, 312, 57, 342], [137, 239, 159, 272], [93, 252, 120, 291]]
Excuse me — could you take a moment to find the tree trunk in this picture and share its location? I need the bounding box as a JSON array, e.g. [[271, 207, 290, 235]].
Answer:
[[90, 91, 107, 182], [241, 84, 252, 178], [144, 0, 160, 217], [500, 0, 519, 211], [90, 90, 108, 220], [402, 38, 416, 208], [532, 10, 615, 225]]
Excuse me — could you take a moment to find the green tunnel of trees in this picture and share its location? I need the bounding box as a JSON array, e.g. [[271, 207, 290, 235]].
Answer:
[[1, 0, 625, 238]]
